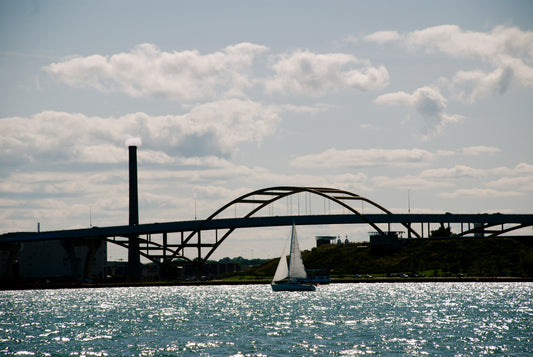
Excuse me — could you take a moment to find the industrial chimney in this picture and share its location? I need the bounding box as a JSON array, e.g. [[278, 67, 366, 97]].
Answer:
[[129, 145, 139, 226], [126, 139, 142, 278]]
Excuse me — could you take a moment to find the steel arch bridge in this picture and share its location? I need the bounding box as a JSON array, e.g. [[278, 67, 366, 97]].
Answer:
[[90, 186, 533, 265], [162, 186, 421, 264], [2, 186, 533, 269]]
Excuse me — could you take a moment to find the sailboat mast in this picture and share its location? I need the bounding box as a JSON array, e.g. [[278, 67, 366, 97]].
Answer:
[[288, 223, 294, 281]]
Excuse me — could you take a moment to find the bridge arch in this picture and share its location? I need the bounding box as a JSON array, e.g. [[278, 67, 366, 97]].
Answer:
[[168, 186, 420, 263]]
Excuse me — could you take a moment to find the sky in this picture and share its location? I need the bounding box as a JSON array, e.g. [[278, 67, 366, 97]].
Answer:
[[1, 0, 533, 261]]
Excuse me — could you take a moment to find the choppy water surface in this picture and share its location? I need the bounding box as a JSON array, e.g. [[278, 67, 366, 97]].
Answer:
[[1, 283, 531, 356]]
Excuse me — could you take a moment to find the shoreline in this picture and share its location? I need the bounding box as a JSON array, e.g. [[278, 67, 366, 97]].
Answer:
[[2, 276, 533, 291]]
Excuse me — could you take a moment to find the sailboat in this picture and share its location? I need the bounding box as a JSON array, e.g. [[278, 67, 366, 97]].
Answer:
[[271, 223, 316, 292]]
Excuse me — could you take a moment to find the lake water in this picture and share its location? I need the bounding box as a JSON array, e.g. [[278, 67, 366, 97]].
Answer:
[[1, 283, 531, 356]]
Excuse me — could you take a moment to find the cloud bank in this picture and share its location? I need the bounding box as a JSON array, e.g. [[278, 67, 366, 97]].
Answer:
[[45, 43, 268, 101], [264, 50, 389, 96], [292, 148, 435, 169], [45, 43, 389, 101], [0, 99, 282, 169], [370, 25, 533, 97], [290, 146, 501, 169], [367, 25, 533, 135], [375, 86, 464, 137]]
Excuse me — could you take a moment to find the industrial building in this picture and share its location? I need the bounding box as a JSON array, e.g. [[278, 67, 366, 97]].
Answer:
[[0, 239, 106, 281], [315, 235, 337, 247]]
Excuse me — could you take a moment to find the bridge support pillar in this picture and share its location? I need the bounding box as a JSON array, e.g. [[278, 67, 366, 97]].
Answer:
[[1, 243, 21, 279], [61, 239, 104, 281], [62, 240, 81, 280], [82, 239, 102, 280], [128, 236, 141, 278], [163, 233, 167, 261], [197, 231, 202, 262]]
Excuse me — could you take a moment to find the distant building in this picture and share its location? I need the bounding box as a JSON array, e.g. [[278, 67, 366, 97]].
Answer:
[[106, 261, 159, 279], [106, 260, 129, 278], [0, 239, 106, 280], [369, 231, 405, 252], [315, 236, 337, 247], [201, 262, 241, 278]]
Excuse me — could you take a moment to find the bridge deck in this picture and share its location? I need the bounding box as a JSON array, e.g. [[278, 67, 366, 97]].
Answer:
[[2, 213, 533, 243]]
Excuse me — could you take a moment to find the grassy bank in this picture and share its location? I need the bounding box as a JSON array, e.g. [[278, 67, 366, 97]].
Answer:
[[249, 236, 533, 278]]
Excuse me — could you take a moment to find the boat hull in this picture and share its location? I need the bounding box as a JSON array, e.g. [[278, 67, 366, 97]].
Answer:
[[271, 282, 316, 291]]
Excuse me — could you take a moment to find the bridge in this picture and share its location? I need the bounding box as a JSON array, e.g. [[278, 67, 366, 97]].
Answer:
[[3, 146, 532, 281], [2, 186, 533, 275]]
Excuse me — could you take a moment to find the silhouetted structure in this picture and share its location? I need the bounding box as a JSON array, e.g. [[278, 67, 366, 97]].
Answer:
[[315, 236, 336, 247], [128, 145, 141, 278]]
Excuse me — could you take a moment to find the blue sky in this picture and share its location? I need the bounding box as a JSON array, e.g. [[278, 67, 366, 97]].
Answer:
[[1, 0, 533, 260]]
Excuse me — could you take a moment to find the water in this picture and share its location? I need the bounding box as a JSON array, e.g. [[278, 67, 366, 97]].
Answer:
[[1, 283, 531, 356]]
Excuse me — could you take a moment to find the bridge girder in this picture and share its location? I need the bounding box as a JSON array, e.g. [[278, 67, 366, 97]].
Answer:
[[456, 222, 532, 238], [105, 236, 192, 264], [2, 186, 533, 267], [166, 186, 421, 264]]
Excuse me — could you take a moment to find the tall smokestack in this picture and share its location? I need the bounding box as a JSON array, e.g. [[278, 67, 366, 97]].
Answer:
[[126, 138, 142, 278], [129, 145, 139, 226]]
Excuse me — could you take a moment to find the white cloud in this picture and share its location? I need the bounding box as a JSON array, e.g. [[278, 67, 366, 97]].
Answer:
[[0, 198, 20, 207], [451, 67, 515, 103], [0, 111, 119, 166], [278, 103, 330, 114], [459, 146, 501, 156], [513, 163, 533, 174], [175, 156, 235, 168], [265, 50, 389, 96], [375, 86, 464, 137], [418, 162, 533, 192], [488, 163, 533, 177], [404, 25, 533, 61], [433, 162, 533, 198], [291, 148, 435, 169], [45, 43, 268, 101], [367, 25, 533, 102], [175, 99, 281, 156], [192, 185, 239, 200], [0, 100, 282, 170], [0, 170, 123, 197], [45, 43, 391, 101], [486, 176, 533, 191], [421, 165, 487, 179], [441, 188, 524, 198], [363, 31, 400, 44], [483, 163, 533, 192], [290, 146, 505, 170], [326, 173, 372, 193], [372, 175, 452, 190]]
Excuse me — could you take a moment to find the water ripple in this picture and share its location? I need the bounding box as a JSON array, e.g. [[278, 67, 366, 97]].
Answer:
[[0, 283, 531, 356]]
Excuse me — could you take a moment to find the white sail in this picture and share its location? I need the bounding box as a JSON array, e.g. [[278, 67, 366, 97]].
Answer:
[[272, 255, 288, 282], [273, 235, 290, 282], [288, 223, 307, 280]]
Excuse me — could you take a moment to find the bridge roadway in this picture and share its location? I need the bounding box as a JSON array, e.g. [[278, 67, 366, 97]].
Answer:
[[2, 213, 533, 243]]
